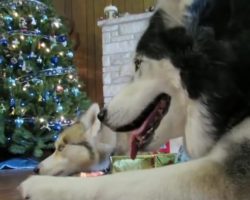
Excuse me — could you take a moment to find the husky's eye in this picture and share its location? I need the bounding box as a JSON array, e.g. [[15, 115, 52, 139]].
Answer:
[[134, 58, 143, 71], [58, 145, 65, 152]]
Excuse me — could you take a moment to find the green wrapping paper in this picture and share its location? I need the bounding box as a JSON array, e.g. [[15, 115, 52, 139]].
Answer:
[[154, 153, 176, 167], [111, 153, 176, 173]]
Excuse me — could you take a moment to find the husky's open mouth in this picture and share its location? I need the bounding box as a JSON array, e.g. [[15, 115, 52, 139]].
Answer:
[[116, 94, 171, 159]]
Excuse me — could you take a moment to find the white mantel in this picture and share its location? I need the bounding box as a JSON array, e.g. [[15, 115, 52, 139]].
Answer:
[[98, 12, 153, 104]]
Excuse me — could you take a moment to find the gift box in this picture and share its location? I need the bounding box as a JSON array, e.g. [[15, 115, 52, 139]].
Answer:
[[111, 153, 176, 173], [154, 153, 176, 167]]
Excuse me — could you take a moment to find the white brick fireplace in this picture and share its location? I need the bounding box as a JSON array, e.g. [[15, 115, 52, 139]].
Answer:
[[98, 12, 152, 104]]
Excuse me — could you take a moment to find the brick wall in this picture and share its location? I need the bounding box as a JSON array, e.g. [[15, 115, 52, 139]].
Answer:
[[98, 13, 152, 104]]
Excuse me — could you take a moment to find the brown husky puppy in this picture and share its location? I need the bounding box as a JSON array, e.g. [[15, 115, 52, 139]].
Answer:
[[34, 103, 129, 176]]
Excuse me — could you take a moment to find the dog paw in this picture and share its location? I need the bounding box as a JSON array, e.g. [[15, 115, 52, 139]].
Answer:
[[19, 176, 74, 200]]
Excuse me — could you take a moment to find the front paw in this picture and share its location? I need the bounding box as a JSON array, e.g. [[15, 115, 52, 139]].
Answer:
[[19, 176, 75, 200]]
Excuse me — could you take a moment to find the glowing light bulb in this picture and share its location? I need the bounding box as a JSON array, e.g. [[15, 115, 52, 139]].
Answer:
[[13, 11, 19, 17], [40, 42, 46, 48]]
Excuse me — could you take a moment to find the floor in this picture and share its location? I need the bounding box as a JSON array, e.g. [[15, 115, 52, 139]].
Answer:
[[0, 169, 32, 200]]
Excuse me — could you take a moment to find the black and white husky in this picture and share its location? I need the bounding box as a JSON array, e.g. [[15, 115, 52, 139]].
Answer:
[[19, 0, 250, 199]]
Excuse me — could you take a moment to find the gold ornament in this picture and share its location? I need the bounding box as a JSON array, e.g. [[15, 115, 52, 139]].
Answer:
[[38, 95, 42, 102], [10, 108, 15, 115]]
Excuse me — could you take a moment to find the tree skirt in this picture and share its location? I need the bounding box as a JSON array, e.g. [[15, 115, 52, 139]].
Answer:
[[0, 158, 38, 170]]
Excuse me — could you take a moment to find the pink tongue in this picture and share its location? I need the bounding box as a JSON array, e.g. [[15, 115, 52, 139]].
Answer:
[[129, 101, 165, 159], [130, 119, 149, 159]]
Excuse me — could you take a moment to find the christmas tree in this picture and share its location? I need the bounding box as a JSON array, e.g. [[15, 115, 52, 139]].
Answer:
[[0, 0, 91, 159]]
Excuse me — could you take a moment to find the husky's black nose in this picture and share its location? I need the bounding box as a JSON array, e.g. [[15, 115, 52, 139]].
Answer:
[[98, 108, 107, 122], [33, 167, 40, 174]]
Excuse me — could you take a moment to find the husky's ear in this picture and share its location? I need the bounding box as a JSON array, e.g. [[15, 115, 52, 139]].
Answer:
[[79, 103, 101, 134], [156, 0, 194, 28]]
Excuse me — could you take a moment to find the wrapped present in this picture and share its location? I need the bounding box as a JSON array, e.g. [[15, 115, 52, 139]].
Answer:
[[111, 153, 176, 173], [154, 153, 176, 167]]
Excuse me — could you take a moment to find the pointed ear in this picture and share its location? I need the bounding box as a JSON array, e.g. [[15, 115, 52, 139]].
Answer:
[[156, 0, 193, 28], [79, 103, 101, 133]]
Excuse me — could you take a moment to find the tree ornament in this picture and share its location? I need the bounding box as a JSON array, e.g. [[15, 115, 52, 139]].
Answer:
[[57, 35, 67, 43], [54, 96, 60, 103], [56, 85, 64, 93], [0, 38, 8, 46], [10, 57, 18, 65], [53, 122, 62, 131], [8, 77, 16, 86], [38, 95, 43, 102], [41, 15, 48, 23], [7, 26, 12, 31], [15, 117, 24, 128], [37, 56, 42, 64], [50, 36, 57, 49], [4, 15, 13, 24], [43, 91, 50, 101], [34, 79, 44, 85], [10, 108, 15, 115], [10, 3, 17, 10], [66, 51, 74, 58], [57, 35, 67, 47], [23, 83, 30, 91], [62, 41, 67, 47], [29, 51, 37, 59], [0, 103, 6, 113], [30, 16, 37, 25], [10, 98, 16, 107], [19, 17, 27, 29], [26, 36, 33, 45], [72, 87, 80, 96], [56, 103, 63, 112], [51, 56, 59, 65], [27, 15, 36, 26], [51, 18, 62, 29], [34, 28, 41, 34]]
